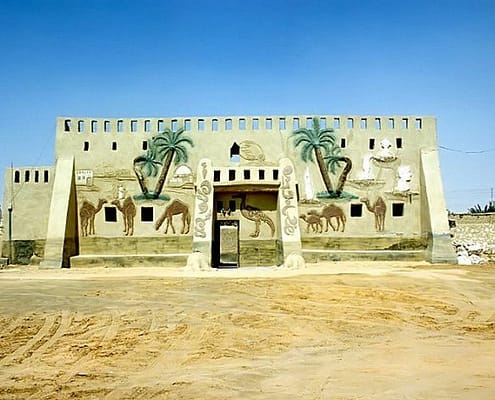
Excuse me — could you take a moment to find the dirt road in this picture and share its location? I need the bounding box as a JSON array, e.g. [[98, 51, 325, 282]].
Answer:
[[0, 263, 494, 399]]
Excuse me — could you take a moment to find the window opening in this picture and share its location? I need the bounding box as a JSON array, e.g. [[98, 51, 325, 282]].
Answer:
[[306, 117, 312, 129], [104, 207, 117, 222], [392, 203, 404, 217], [104, 120, 111, 132], [244, 169, 251, 180], [350, 204, 363, 217], [24, 170, 30, 183], [369, 138, 375, 150], [64, 120, 72, 132], [225, 119, 232, 130], [415, 118, 422, 129], [388, 118, 395, 129], [347, 118, 354, 129], [320, 117, 326, 128], [396, 138, 403, 148], [141, 206, 154, 222], [340, 138, 346, 148], [229, 200, 236, 212], [293, 118, 299, 129], [130, 120, 137, 132], [239, 118, 246, 130], [279, 118, 286, 130], [334, 117, 340, 129], [144, 120, 150, 132], [198, 119, 205, 131], [83, 141, 90, 151], [142, 141, 148, 150], [230, 143, 240, 163], [402, 118, 408, 129], [229, 169, 236, 181], [252, 118, 259, 130], [34, 170, 39, 183], [265, 118, 272, 129], [44, 170, 49, 182], [78, 120, 84, 132], [258, 169, 265, 180], [375, 118, 381, 130], [184, 119, 191, 131], [213, 170, 221, 182], [360, 118, 367, 129], [272, 169, 279, 180], [157, 120, 164, 132], [171, 119, 177, 131], [216, 201, 223, 212], [212, 119, 218, 131], [112, 141, 117, 151], [14, 170, 20, 183], [91, 120, 97, 133], [117, 120, 123, 132]]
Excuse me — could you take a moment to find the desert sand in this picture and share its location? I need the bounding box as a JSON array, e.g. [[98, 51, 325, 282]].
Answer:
[[0, 261, 494, 399]]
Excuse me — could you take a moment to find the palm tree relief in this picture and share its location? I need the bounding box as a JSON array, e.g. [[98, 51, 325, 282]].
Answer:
[[291, 117, 353, 198], [133, 127, 194, 199]]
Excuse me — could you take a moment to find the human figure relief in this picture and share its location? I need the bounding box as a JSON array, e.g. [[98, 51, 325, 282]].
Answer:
[[361, 196, 386, 231], [111, 196, 136, 236], [299, 213, 323, 233], [79, 199, 107, 236], [155, 199, 191, 234], [234, 194, 275, 238]]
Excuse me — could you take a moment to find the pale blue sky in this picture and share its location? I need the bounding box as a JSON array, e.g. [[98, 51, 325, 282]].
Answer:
[[1, 0, 494, 211]]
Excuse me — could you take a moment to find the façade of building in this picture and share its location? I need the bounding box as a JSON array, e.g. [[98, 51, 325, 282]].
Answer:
[[2, 115, 457, 267]]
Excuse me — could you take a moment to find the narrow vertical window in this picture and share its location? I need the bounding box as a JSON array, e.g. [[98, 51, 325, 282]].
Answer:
[[279, 118, 286, 130], [112, 141, 118, 151], [415, 118, 422, 129], [396, 138, 403, 148], [198, 119, 205, 131], [144, 120, 150, 132], [142, 141, 148, 150], [44, 170, 49, 183], [239, 118, 246, 130], [258, 169, 265, 180], [24, 170, 30, 183], [184, 119, 191, 131], [272, 169, 279, 180], [212, 119, 218, 131], [229, 169, 236, 181], [213, 170, 221, 182], [14, 171, 20, 183], [375, 118, 381, 130], [78, 120, 85, 132], [333, 118, 340, 129], [265, 118, 272, 129], [340, 138, 346, 148], [64, 120, 72, 132], [104, 120, 111, 132], [347, 118, 354, 129], [157, 120, 164, 132], [117, 120, 123, 132], [369, 138, 375, 150], [360, 118, 367, 129], [244, 169, 251, 180], [306, 117, 312, 129], [252, 118, 259, 130], [320, 117, 326, 129], [225, 119, 232, 130], [131, 120, 137, 132], [171, 119, 178, 131], [402, 118, 408, 129], [293, 118, 300, 129], [91, 120, 97, 133], [229, 200, 236, 212], [388, 118, 395, 129], [34, 170, 39, 183], [83, 141, 90, 151]]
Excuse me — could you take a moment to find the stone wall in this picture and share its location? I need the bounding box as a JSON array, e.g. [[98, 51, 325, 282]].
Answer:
[[450, 213, 495, 262]]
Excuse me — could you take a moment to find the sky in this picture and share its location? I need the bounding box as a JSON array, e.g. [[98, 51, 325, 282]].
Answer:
[[0, 0, 494, 212]]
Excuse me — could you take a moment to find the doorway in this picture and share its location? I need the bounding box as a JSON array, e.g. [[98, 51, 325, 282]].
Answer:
[[213, 220, 239, 268]]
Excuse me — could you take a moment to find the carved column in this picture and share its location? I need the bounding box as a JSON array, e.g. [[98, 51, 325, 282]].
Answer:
[[192, 159, 214, 265]]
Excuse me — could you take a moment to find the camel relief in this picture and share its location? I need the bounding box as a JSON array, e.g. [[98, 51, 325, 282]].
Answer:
[[299, 213, 323, 233], [155, 199, 191, 234], [361, 196, 386, 231], [79, 199, 107, 236], [111, 196, 136, 236]]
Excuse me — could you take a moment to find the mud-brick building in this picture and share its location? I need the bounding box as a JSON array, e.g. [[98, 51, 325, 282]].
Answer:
[[2, 114, 456, 267]]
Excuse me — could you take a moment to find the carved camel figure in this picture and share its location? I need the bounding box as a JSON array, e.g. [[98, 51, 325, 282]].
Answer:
[[361, 196, 386, 231], [308, 204, 346, 232], [80, 199, 107, 236], [299, 213, 323, 233], [155, 199, 191, 234], [111, 196, 136, 236], [234, 194, 275, 238]]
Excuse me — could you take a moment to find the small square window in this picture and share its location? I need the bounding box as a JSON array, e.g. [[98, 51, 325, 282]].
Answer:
[[229, 200, 236, 212], [244, 169, 251, 180], [272, 169, 279, 180], [396, 138, 403, 148], [392, 203, 404, 217], [350, 204, 363, 217], [104, 206, 117, 222], [213, 170, 221, 182], [258, 169, 265, 180], [229, 169, 236, 181], [141, 206, 154, 222]]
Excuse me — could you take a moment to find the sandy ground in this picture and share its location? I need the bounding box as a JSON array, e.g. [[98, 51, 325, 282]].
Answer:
[[0, 262, 494, 399]]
